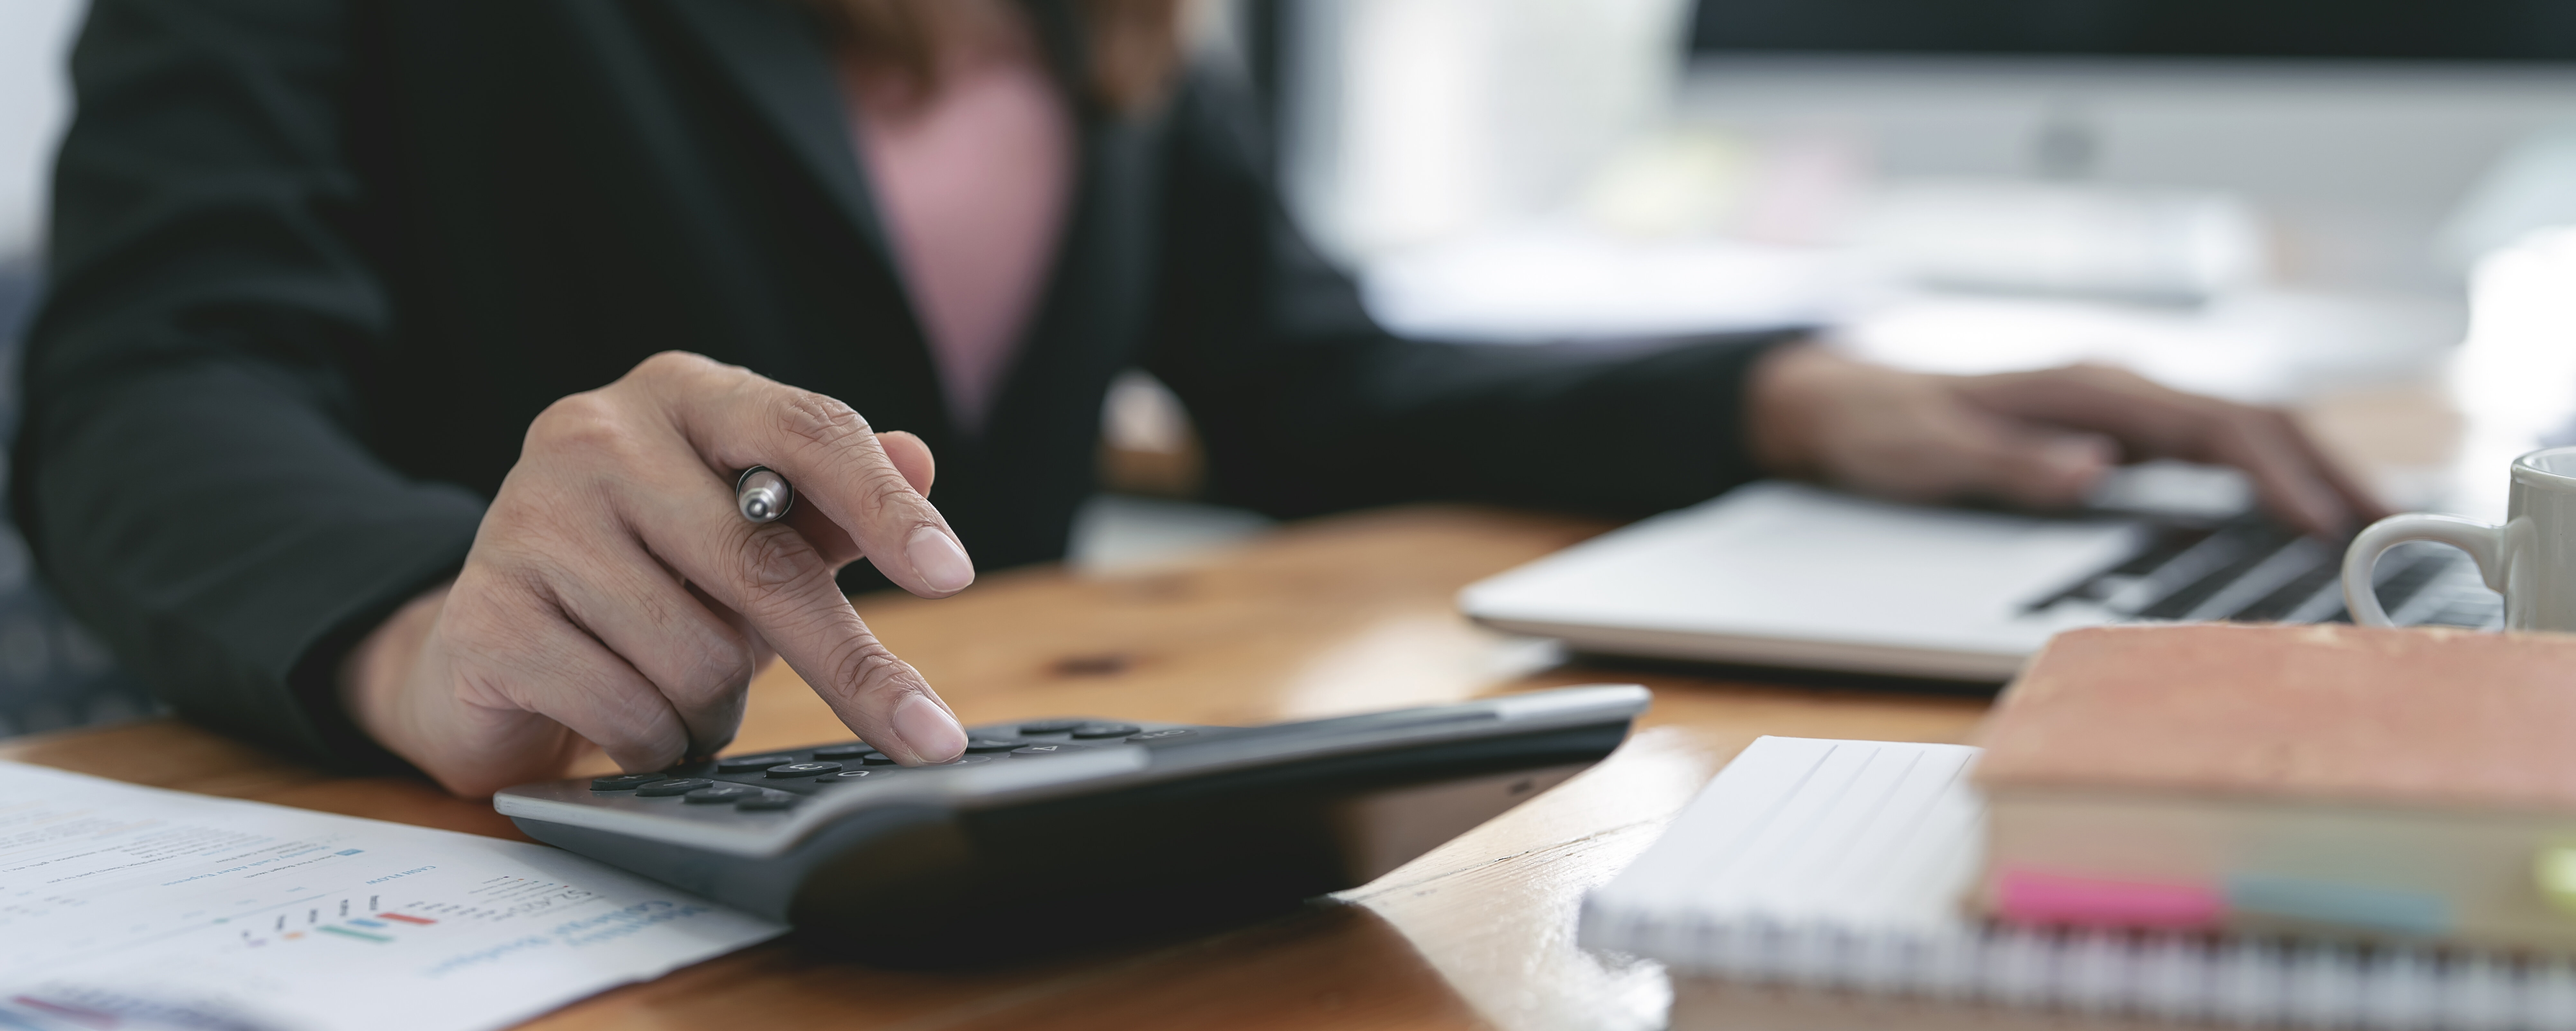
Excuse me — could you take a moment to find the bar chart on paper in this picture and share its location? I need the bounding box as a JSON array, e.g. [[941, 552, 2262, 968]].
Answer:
[[226, 876, 586, 947], [0, 762, 784, 1031]]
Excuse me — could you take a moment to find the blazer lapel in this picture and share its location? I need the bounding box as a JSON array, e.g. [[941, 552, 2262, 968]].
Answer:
[[655, 0, 898, 267], [653, 0, 964, 444]]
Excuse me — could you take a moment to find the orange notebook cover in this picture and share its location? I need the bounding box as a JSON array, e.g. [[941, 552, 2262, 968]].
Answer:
[[1972, 623, 2576, 946], [1976, 623, 2576, 811]]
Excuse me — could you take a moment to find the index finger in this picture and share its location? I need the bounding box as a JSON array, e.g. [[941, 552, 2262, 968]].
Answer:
[[2275, 414, 2393, 527], [2191, 409, 2366, 538], [620, 458, 969, 764]]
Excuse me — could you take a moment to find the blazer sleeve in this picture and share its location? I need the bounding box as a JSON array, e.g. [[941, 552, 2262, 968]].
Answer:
[[1140, 63, 1803, 522], [11, 0, 484, 767]]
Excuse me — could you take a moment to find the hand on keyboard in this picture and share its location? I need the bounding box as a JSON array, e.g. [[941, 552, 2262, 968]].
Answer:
[[1746, 346, 2389, 538]]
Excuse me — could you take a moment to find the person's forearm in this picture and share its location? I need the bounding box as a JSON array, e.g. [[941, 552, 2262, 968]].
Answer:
[[1167, 333, 1796, 519], [27, 0, 492, 766], [17, 360, 488, 764]]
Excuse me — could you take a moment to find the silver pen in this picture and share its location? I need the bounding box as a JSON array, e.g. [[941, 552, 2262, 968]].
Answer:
[[735, 466, 794, 523]]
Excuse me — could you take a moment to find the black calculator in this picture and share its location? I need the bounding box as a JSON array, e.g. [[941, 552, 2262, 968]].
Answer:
[[494, 684, 1647, 963]]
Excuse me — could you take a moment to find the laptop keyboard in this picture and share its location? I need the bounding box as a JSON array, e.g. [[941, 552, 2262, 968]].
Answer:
[[2027, 518, 2503, 630]]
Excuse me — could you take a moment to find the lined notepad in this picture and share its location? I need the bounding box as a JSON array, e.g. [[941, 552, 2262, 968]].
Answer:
[[1582, 737, 2576, 1028]]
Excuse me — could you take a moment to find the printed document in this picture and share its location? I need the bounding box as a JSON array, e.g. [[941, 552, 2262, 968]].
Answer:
[[0, 761, 785, 1030]]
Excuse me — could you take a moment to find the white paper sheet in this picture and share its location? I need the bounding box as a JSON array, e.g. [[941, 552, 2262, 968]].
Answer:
[[0, 760, 785, 1031]]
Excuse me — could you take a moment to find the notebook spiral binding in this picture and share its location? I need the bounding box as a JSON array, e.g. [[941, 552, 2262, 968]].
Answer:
[[1580, 737, 2576, 1030], [1588, 912, 2576, 1028]]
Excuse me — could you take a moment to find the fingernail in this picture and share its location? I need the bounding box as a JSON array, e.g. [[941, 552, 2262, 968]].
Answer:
[[905, 526, 975, 594], [893, 694, 966, 763], [2045, 437, 2113, 484]]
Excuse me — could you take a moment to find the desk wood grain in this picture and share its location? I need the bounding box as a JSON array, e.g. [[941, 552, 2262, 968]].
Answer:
[[0, 505, 1991, 1031]]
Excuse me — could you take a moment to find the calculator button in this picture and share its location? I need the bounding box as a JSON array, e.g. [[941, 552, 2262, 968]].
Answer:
[[684, 784, 763, 804], [1016, 719, 1088, 735], [1008, 743, 1093, 757], [810, 744, 875, 761], [589, 774, 663, 791], [1127, 729, 1195, 743], [1067, 722, 1140, 739], [735, 791, 800, 811], [636, 778, 714, 797], [858, 752, 898, 765], [816, 768, 896, 784], [715, 754, 799, 772], [933, 754, 1000, 767], [764, 762, 842, 778], [961, 738, 1025, 753]]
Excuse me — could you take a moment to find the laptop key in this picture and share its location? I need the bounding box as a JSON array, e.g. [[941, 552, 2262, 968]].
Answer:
[[2136, 523, 2301, 621], [2181, 537, 2332, 623], [2231, 562, 2343, 623], [2098, 522, 2264, 615], [2369, 547, 2461, 617]]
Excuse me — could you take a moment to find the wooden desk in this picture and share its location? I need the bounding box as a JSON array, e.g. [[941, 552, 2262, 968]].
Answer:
[[0, 504, 1992, 1030]]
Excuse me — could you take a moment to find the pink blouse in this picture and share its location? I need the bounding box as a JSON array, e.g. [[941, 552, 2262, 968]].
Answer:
[[840, 10, 1074, 433]]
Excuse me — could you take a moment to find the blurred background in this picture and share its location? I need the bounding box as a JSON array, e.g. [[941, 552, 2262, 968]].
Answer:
[[1112, 0, 2576, 549], [13, 0, 2576, 737]]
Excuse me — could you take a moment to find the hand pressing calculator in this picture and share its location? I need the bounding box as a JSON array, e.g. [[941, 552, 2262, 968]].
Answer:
[[494, 684, 1647, 963]]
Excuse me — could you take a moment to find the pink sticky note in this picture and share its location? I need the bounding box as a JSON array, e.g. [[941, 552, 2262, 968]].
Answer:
[[1995, 867, 2224, 929]]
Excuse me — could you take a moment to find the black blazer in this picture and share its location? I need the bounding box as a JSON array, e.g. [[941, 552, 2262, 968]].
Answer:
[[14, 0, 1789, 767]]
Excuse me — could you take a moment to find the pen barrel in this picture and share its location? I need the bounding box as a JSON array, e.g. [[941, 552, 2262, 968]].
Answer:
[[735, 467, 794, 523]]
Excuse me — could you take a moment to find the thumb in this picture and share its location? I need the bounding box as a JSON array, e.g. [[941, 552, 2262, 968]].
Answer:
[[1948, 420, 2118, 510]]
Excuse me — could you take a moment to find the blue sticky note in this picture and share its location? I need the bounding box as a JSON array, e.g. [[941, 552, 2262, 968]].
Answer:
[[2226, 873, 2450, 936]]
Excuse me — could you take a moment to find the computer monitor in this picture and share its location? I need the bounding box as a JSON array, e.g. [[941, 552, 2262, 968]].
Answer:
[[1688, 0, 2576, 61]]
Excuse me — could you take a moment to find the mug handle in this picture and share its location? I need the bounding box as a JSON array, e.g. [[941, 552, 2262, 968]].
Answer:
[[2340, 513, 2505, 627]]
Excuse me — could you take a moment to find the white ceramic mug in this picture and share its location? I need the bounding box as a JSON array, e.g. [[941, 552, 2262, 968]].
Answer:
[[2342, 445, 2576, 629]]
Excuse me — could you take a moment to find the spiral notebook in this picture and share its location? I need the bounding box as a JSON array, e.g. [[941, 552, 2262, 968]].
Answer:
[[1581, 737, 2576, 1028]]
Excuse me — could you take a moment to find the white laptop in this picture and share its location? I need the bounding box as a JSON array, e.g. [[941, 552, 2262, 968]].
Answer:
[[1457, 477, 2500, 682]]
